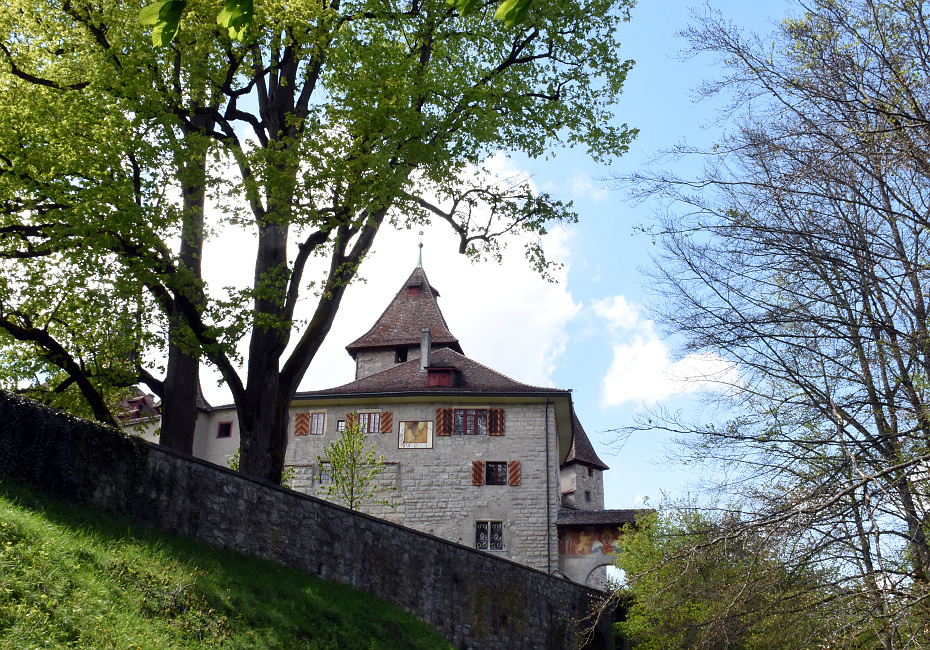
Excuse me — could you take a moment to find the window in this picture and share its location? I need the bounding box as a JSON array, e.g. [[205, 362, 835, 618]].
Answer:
[[358, 412, 381, 433], [395, 347, 408, 363], [295, 412, 326, 436], [472, 460, 520, 486], [336, 420, 346, 432], [587, 467, 594, 478], [319, 462, 333, 484], [217, 421, 233, 438], [427, 369, 452, 386], [436, 408, 503, 436], [407, 286, 420, 297], [476, 521, 504, 551], [455, 409, 487, 435], [585, 490, 591, 502], [347, 411, 392, 434], [485, 462, 508, 485]]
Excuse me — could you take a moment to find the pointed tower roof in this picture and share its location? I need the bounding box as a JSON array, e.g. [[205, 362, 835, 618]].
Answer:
[[345, 266, 463, 358], [564, 414, 609, 470]]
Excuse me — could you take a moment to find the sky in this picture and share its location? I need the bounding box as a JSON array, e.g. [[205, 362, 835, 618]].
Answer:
[[195, 0, 794, 510]]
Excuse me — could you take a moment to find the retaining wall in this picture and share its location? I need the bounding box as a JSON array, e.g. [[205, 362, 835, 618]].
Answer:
[[0, 392, 613, 649]]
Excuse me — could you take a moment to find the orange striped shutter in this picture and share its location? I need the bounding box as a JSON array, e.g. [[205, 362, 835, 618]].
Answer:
[[345, 412, 358, 430], [294, 412, 310, 436], [380, 411, 393, 434], [472, 461, 485, 485], [488, 409, 505, 435], [508, 460, 521, 486], [436, 408, 453, 435]]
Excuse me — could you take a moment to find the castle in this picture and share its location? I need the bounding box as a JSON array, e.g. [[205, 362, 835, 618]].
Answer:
[[127, 264, 639, 587]]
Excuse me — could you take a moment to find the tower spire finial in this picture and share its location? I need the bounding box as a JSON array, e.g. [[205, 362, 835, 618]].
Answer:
[[417, 230, 424, 268]]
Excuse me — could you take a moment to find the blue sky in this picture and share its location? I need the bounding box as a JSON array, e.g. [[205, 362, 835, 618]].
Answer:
[[196, 0, 794, 509]]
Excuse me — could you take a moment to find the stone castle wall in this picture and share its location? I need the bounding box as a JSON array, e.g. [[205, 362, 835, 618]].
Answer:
[[0, 392, 614, 649], [285, 400, 561, 572]]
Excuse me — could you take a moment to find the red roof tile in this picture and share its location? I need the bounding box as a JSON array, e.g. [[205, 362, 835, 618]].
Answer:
[[345, 267, 462, 357], [563, 414, 609, 470], [557, 508, 652, 526], [298, 348, 569, 397]]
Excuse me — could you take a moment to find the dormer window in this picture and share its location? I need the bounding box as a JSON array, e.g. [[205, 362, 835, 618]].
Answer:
[[407, 286, 420, 297], [427, 368, 452, 386]]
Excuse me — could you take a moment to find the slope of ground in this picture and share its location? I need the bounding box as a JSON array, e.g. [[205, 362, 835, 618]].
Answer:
[[0, 479, 453, 649]]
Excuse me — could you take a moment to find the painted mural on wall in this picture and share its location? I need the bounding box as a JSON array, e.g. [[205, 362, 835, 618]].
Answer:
[[558, 526, 624, 556], [399, 420, 433, 449]]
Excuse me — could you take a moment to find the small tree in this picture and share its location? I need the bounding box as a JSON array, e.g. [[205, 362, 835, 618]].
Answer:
[[317, 415, 395, 512], [613, 507, 838, 650]]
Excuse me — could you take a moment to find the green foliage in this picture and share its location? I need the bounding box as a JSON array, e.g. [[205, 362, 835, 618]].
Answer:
[[493, 0, 533, 27], [317, 415, 395, 511], [0, 479, 452, 649], [614, 507, 836, 650], [2, 0, 636, 481], [216, 0, 253, 41], [143, 0, 539, 45], [138, 0, 189, 47]]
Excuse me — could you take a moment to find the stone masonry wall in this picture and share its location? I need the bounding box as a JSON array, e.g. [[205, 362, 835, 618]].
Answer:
[[0, 392, 614, 649], [284, 400, 562, 573]]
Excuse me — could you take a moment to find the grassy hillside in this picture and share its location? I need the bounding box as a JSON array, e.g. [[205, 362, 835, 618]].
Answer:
[[0, 479, 454, 650]]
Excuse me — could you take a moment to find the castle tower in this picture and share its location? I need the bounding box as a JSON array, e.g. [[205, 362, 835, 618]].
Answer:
[[345, 266, 463, 379]]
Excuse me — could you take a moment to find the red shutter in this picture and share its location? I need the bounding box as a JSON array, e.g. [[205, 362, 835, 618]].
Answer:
[[380, 411, 393, 434], [345, 412, 358, 430], [436, 408, 453, 435], [488, 409, 505, 436], [508, 460, 521, 486], [472, 461, 485, 485], [294, 412, 310, 436]]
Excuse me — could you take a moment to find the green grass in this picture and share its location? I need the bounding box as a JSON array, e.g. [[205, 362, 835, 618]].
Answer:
[[0, 479, 454, 650]]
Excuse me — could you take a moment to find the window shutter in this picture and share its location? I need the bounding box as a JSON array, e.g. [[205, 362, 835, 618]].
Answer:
[[294, 412, 310, 436], [380, 411, 393, 434], [436, 408, 453, 436], [472, 461, 485, 486], [488, 409, 505, 436], [508, 460, 521, 486], [345, 412, 358, 430]]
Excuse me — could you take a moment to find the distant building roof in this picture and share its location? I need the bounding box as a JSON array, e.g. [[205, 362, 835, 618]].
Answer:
[[195, 378, 212, 413], [563, 414, 609, 470], [298, 348, 570, 397], [345, 267, 463, 357], [557, 509, 652, 527]]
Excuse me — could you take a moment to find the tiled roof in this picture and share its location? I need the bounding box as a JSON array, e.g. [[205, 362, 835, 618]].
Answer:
[[195, 378, 212, 413], [563, 414, 609, 470], [345, 267, 462, 356], [557, 508, 652, 527], [297, 348, 569, 397]]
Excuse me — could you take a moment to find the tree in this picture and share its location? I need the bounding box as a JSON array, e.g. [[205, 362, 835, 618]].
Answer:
[[613, 507, 837, 649], [316, 414, 395, 511], [621, 0, 930, 644], [0, 0, 636, 484], [138, 0, 536, 49], [0, 47, 208, 451]]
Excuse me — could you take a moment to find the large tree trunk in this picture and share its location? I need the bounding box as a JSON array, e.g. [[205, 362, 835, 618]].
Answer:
[[158, 115, 212, 454], [236, 220, 373, 483]]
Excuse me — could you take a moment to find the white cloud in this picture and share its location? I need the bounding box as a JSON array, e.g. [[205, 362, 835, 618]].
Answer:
[[591, 295, 640, 332], [592, 296, 737, 408], [571, 172, 609, 203]]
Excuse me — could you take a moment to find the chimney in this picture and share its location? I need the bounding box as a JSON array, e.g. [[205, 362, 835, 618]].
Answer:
[[420, 328, 432, 370]]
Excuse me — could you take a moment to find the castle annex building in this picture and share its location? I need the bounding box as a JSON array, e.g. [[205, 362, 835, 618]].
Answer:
[[129, 265, 637, 587]]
